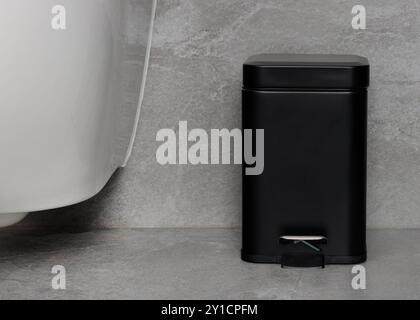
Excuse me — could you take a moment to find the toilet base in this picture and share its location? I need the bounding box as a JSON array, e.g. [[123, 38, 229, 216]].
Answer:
[[0, 213, 28, 228]]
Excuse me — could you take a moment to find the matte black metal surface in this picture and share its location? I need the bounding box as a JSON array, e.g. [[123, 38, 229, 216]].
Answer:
[[244, 54, 370, 89], [242, 88, 368, 265]]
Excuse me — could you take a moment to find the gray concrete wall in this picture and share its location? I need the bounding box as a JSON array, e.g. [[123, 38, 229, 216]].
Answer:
[[20, 0, 420, 230]]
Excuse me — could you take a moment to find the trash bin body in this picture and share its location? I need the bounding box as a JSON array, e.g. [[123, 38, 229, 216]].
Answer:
[[242, 54, 369, 266]]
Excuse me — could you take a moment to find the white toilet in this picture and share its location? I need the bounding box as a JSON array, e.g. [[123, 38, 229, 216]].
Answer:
[[0, 0, 157, 227]]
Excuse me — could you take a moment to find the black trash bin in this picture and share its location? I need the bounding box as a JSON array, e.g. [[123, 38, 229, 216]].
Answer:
[[242, 54, 369, 268]]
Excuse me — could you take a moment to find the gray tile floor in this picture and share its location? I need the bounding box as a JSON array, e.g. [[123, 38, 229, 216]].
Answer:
[[0, 228, 419, 300]]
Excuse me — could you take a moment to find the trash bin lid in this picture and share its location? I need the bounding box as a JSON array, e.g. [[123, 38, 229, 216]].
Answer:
[[243, 54, 369, 89]]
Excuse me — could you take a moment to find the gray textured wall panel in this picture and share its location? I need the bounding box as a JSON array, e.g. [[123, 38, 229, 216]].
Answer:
[[18, 0, 420, 229]]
